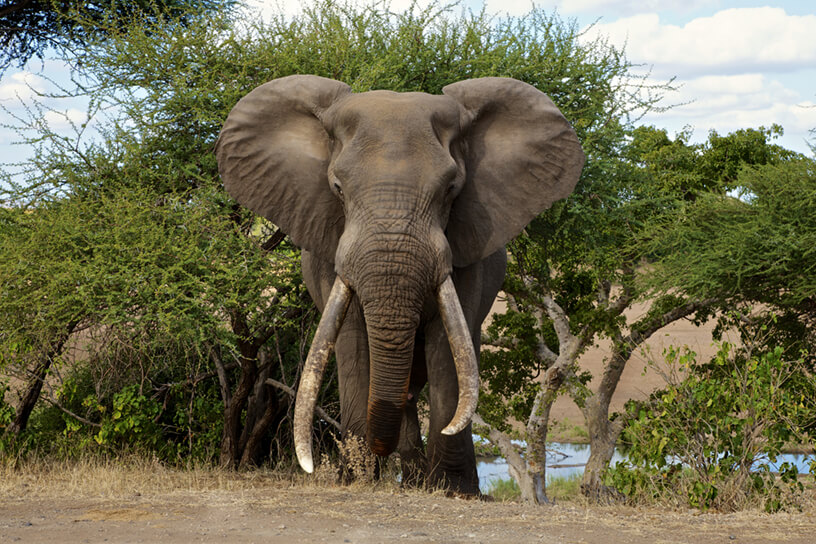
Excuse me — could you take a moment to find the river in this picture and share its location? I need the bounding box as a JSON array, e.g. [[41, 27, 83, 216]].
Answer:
[[476, 442, 816, 490]]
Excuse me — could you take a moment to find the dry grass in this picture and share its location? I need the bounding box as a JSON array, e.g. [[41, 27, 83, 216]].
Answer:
[[0, 452, 412, 502], [2, 455, 816, 544]]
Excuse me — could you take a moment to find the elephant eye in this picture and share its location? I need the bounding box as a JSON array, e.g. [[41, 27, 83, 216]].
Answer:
[[334, 182, 344, 197]]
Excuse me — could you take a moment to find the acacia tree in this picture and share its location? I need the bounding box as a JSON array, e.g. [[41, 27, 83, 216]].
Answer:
[[0, 0, 234, 74], [640, 130, 815, 360], [0, 3, 321, 465]]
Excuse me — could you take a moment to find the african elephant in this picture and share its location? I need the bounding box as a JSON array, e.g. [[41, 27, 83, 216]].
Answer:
[[215, 75, 584, 495]]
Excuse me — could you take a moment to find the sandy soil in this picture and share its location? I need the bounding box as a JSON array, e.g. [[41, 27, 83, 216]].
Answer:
[[1, 465, 814, 544]]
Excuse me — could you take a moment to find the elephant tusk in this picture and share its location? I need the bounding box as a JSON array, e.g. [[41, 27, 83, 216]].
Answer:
[[436, 276, 479, 436], [294, 276, 352, 473]]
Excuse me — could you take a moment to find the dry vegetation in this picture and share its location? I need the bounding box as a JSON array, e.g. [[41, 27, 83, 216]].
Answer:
[[1, 457, 815, 543]]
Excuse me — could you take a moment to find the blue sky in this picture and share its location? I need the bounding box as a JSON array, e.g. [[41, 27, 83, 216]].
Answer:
[[1, 0, 814, 176], [250, 0, 816, 154]]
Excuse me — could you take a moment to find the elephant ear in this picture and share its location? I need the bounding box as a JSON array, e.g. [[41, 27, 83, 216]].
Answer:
[[215, 75, 351, 262], [442, 77, 585, 267]]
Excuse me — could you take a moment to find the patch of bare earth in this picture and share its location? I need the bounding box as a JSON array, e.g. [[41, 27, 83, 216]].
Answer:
[[1, 460, 814, 543]]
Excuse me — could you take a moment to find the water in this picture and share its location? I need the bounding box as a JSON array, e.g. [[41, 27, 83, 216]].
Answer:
[[476, 442, 816, 491]]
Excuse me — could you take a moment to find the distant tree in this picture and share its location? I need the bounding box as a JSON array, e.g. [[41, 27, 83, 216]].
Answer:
[[641, 133, 815, 361]]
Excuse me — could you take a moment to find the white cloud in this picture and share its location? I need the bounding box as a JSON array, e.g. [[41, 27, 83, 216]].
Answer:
[[0, 71, 46, 102], [584, 8, 816, 77], [43, 108, 88, 131], [555, 0, 710, 16], [643, 74, 816, 153]]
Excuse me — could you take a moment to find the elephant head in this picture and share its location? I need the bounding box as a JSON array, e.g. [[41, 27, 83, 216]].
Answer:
[[215, 75, 584, 472]]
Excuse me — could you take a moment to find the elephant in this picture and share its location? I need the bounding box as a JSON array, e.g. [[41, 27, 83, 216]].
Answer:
[[215, 74, 584, 495]]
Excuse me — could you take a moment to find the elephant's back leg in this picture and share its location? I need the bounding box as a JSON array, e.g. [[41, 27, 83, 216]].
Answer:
[[397, 330, 429, 487]]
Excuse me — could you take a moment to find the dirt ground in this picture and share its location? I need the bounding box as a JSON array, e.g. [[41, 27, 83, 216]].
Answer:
[[1, 299, 785, 544], [1, 462, 815, 544]]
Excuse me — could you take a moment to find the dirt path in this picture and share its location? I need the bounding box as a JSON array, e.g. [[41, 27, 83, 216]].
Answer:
[[2, 466, 814, 544]]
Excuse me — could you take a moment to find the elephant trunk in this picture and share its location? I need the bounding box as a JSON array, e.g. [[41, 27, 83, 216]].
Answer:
[[356, 257, 426, 457]]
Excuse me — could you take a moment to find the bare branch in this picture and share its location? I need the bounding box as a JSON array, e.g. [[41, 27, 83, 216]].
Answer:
[[540, 293, 573, 346], [42, 395, 101, 428], [260, 228, 286, 253], [472, 413, 526, 474], [209, 343, 232, 407], [266, 378, 341, 432]]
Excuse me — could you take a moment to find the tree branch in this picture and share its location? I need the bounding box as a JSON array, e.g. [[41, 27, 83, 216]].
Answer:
[[266, 378, 341, 432], [260, 228, 286, 253], [472, 413, 527, 475], [540, 293, 573, 347], [0, 0, 32, 19]]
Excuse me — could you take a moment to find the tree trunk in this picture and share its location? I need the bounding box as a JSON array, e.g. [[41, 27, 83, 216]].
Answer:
[[7, 321, 77, 437], [219, 313, 260, 467], [239, 351, 287, 468], [578, 299, 707, 500], [580, 395, 624, 502]]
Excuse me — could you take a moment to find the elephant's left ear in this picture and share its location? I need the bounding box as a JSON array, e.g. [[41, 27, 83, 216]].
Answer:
[[442, 78, 585, 267]]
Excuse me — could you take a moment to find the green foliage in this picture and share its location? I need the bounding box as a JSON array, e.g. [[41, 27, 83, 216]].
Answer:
[[486, 477, 521, 501], [86, 385, 162, 449], [638, 128, 815, 363], [0, 0, 236, 73], [644, 158, 816, 309], [607, 342, 816, 511]]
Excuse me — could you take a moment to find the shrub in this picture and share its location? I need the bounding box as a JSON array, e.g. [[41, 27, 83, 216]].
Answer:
[[607, 342, 816, 511]]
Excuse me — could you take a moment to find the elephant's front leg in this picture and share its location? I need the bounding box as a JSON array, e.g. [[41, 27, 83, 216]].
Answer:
[[302, 252, 373, 479], [334, 300, 370, 443], [424, 314, 479, 495], [424, 249, 506, 496]]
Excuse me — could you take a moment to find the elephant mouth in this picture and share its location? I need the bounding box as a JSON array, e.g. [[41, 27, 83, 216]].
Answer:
[[293, 275, 479, 473]]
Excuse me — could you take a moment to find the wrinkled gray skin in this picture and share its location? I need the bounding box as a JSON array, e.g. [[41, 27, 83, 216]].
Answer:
[[216, 75, 584, 495]]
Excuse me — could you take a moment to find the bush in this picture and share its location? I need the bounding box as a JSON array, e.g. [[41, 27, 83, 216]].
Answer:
[[607, 342, 816, 511]]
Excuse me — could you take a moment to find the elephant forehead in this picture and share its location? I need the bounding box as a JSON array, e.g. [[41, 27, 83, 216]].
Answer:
[[330, 91, 460, 136]]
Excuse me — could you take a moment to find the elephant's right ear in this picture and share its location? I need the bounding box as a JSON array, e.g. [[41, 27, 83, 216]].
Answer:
[[215, 75, 351, 262]]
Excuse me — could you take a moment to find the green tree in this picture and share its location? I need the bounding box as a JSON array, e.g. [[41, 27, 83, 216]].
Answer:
[[477, 124, 809, 503], [637, 123, 814, 366], [0, 0, 235, 74], [0, 3, 318, 465]]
